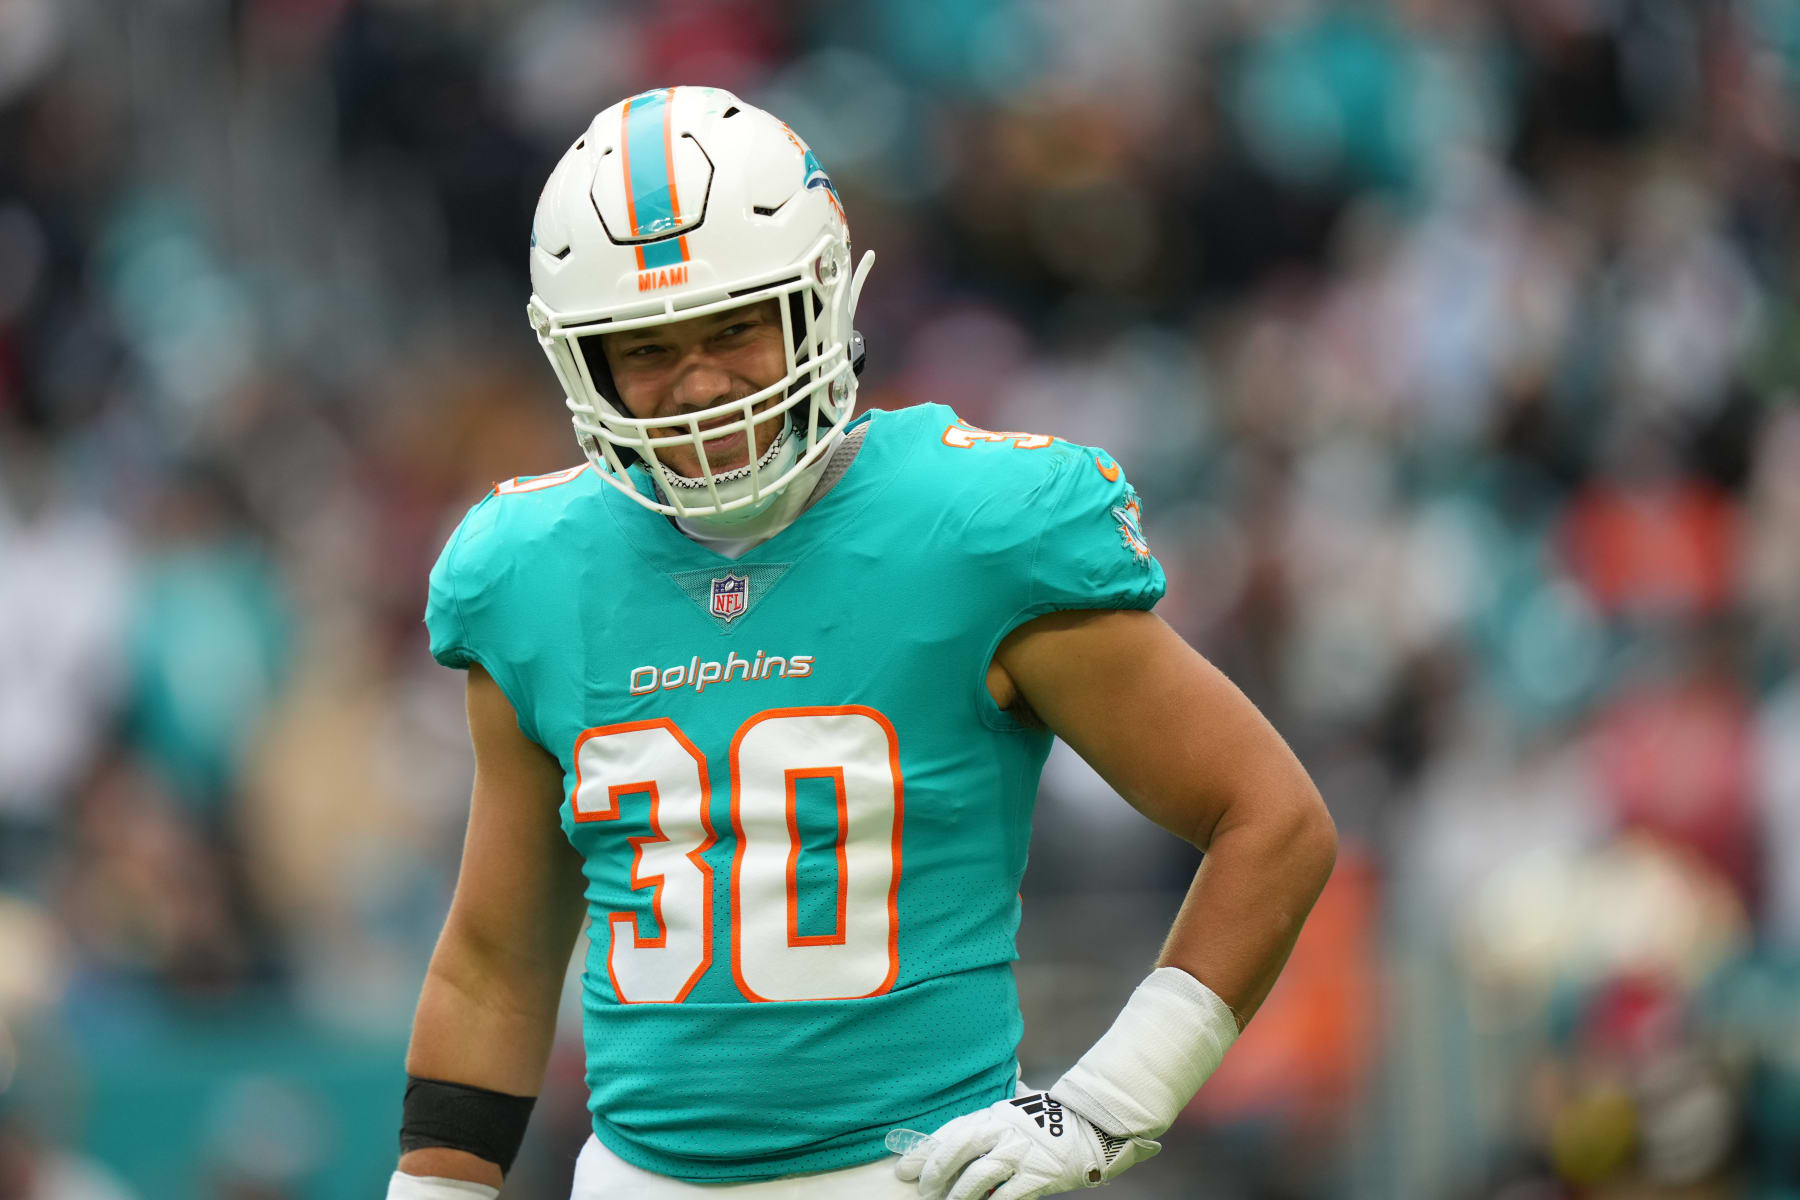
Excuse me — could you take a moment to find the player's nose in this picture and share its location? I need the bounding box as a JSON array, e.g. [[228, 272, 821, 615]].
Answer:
[[669, 357, 736, 416]]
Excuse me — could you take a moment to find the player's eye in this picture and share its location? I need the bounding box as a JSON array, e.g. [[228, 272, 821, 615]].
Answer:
[[715, 321, 756, 340], [623, 343, 666, 360]]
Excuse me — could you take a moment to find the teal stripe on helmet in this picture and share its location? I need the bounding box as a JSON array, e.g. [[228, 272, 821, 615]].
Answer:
[[639, 238, 686, 269], [624, 90, 684, 242]]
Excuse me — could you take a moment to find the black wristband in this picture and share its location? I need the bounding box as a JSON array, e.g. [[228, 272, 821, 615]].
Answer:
[[399, 1075, 537, 1175]]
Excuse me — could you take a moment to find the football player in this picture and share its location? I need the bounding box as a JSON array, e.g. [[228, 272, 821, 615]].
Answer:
[[388, 86, 1336, 1200]]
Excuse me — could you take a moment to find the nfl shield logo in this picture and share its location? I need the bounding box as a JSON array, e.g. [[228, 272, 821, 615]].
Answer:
[[710, 573, 749, 622]]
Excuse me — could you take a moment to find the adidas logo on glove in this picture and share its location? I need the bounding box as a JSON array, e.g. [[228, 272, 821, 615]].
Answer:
[[1008, 1093, 1065, 1138], [891, 1087, 1162, 1193]]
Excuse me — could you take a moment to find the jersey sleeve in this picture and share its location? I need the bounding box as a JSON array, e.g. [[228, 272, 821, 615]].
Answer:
[[1023, 445, 1166, 616], [419, 489, 550, 747], [423, 489, 508, 671], [425, 517, 477, 670]]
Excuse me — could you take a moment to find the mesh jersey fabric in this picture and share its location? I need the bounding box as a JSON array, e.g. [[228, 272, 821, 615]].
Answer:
[[423, 402, 1166, 1182], [805, 418, 868, 503]]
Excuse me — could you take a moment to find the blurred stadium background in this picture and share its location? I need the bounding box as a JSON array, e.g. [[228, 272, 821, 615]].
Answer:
[[2, 0, 1799, 1196]]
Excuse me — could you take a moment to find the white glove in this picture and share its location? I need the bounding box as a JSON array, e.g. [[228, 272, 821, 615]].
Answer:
[[385, 1172, 499, 1200], [891, 1092, 1158, 1200], [892, 967, 1240, 1199]]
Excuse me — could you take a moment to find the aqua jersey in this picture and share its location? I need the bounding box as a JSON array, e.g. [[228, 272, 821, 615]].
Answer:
[[424, 402, 1165, 1182]]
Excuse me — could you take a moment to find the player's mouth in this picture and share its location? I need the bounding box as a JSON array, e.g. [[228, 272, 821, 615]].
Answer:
[[695, 429, 749, 470], [687, 406, 777, 471], [651, 392, 786, 477]]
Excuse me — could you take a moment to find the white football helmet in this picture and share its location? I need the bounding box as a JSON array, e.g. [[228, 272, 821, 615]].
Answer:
[[526, 85, 874, 520]]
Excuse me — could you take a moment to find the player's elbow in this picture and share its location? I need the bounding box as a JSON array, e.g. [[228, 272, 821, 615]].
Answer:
[[1246, 772, 1338, 901], [1193, 775, 1337, 888], [1283, 787, 1338, 892]]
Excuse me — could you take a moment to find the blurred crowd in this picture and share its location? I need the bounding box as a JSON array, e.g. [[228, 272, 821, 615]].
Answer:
[[2, 0, 1798, 1197]]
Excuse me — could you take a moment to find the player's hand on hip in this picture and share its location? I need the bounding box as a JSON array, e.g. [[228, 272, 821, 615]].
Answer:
[[892, 1092, 1158, 1199]]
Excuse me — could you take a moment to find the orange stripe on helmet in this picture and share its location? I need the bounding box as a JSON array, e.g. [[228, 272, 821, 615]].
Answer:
[[659, 88, 692, 262]]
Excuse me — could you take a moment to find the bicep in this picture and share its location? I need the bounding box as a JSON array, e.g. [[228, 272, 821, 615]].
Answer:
[[444, 663, 587, 974], [994, 609, 1321, 848]]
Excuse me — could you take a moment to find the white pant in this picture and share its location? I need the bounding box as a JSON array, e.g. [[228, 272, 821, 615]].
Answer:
[[568, 1077, 1032, 1197], [571, 1134, 919, 1199]]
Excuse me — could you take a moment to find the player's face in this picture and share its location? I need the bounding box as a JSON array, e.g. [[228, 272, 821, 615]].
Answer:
[[601, 300, 789, 479]]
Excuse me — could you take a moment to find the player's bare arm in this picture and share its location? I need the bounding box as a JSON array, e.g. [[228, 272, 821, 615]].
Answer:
[[395, 663, 587, 1192], [990, 608, 1337, 1024], [896, 612, 1335, 1200]]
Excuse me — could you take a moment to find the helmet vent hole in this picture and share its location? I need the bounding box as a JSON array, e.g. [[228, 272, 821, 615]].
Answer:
[[550, 245, 571, 260], [753, 199, 788, 217], [575, 137, 586, 150], [722, 106, 740, 118]]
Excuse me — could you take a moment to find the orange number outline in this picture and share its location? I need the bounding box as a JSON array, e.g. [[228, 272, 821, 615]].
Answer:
[[941, 420, 1054, 450], [571, 719, 717, 1004], [728, 706, 905, 1004], [783, 765, 849, 948], [570, 707, 904, 1006], [493, 463, 591, 495]]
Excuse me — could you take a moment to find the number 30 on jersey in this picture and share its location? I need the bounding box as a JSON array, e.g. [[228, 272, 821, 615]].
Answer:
[[570, 706, 903, 1005]]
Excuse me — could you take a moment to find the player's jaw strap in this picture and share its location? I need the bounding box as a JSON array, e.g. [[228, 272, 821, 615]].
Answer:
[[398, 1075, 536, 1176]]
